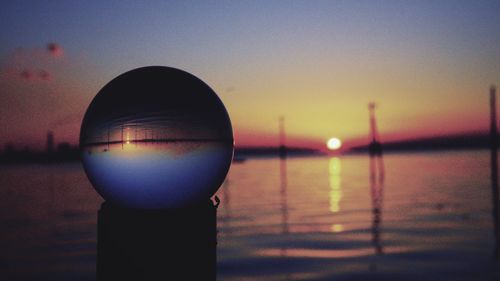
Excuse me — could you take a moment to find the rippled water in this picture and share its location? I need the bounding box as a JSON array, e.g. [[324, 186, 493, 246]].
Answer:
[[218, 151, 500, 280], [0, 150, 499, 280]]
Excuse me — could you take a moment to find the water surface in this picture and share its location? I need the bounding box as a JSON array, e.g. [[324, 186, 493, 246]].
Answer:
[[0, 150, 499, 280]]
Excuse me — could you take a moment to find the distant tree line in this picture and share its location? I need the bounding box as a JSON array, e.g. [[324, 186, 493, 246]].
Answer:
[[0, 142, 80, 164]]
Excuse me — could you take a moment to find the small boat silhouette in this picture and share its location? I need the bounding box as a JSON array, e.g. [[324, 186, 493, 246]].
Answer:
[[232, 157, 246, 163]]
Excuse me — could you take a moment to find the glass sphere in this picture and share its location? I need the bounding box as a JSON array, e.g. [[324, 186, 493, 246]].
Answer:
[[80, 66, 233, 209]]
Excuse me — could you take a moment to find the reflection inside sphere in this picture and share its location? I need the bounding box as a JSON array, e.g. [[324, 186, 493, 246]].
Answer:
[[80, 66, 233, 209]]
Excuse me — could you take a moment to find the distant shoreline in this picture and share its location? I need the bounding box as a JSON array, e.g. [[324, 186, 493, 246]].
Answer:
[[1, 132, 496, 164], [0, 147, 493, 164], [350, 133, 496, 153]]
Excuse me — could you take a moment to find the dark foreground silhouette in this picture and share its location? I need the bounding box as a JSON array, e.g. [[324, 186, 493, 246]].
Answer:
[[97, 200, 217, 280]]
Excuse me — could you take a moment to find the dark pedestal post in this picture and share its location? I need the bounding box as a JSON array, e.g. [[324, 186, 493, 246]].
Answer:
[[97, 200, 217, 280]]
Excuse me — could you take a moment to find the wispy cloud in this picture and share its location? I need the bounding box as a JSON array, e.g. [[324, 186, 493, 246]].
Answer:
[[47, 43, 64, 58], [0, 42, 90, 148], [0, 42, 65, 84], [17, 69, 52, 81]]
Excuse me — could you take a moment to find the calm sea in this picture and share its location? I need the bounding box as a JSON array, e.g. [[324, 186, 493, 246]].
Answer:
[[1, 150, 499, 280]]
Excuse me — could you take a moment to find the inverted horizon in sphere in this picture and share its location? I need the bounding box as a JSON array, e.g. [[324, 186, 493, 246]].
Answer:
[[80, 66, 234, 209]]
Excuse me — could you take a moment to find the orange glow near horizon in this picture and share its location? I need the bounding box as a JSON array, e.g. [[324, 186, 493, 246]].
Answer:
[[126, 128, 131, 144], [1, 2, 498, 151]]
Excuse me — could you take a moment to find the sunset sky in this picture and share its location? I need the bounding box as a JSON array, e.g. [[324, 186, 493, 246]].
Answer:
[[1, 0, 499, 150]]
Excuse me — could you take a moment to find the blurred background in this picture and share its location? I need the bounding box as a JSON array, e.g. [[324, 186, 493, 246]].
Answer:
[[1, 1, 500, 280]]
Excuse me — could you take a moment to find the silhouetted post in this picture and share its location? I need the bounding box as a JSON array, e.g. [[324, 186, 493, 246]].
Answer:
[[490, 85, 500, 259], [46, 131, 54, 154], [279, 116, 287, 159], [367, 101, 385, 255], [368, 103, 383, 156], [369, 103, 378, 143], [97, 201, 217, 280]]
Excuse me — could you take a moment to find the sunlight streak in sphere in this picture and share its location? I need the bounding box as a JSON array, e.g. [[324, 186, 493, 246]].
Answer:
[[327, 137, 342, 150], [80, 66, 234, 209]]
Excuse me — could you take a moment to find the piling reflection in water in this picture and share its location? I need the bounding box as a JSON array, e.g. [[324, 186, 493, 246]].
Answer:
[[279, 157, 293, 281], [328, 157, 344, 233], [278, 115, 290, 261], [221, 179, 232, 235], [279, 158, 289, 254], [370, 155, 385, 255], [280, 158, 289, 236]]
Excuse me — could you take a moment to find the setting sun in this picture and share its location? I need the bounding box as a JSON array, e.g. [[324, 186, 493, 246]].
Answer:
[[327, 137, 342, 150]]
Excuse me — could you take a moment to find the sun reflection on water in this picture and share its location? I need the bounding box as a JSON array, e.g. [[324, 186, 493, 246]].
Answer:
[[329, 157, 342, 214]]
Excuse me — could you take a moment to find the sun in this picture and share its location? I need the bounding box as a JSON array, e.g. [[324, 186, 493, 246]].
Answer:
[[327, 137, 342, 150]]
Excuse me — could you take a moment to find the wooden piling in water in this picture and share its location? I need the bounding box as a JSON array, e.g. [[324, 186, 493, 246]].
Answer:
[[490, 85, 499, 258]]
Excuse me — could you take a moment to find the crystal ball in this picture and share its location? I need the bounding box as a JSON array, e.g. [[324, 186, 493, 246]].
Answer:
[[80, 66, 233, 209]]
